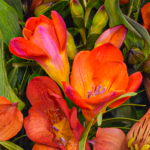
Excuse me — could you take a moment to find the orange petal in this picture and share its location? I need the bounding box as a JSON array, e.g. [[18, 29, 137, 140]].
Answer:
[[141, 2, 150, 34], [0, 96, 23, 141], [62, 82, 91, 110], [95, 25, 127, 48], [70, 51, 92, 98], [24, 100, 66, 149], [51, 11, 67, 51], [26, 76, 63, 105], [9, 37, 48, 62], [88, 43, 124, 67], [89, 127, 126, 150], [126, 108, 150, 149], [33, 143, 59, 150], [93, 61, 129, 91], [109, 71, 142, 108]]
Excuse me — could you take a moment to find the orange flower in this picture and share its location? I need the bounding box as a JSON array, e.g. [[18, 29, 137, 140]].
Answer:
[[0, 96, 23, 141], [88, 127, 127, 150], [62, 43, 142, 122], [9, 11, 70, 89], [24, 76, 90, 150], [141, 2, 150, 34], [126, 108, 150, 150]]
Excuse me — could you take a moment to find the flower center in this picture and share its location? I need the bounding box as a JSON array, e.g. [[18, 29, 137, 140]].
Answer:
[[87, 84, 105, 98], [128, 137, 150, 150], [52, 118, 78, 149]]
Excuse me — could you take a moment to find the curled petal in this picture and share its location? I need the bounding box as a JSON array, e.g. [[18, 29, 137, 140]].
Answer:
[[32, 143, 59, 150], [95, 25, 127, 49], [51, 11, 67, 51], [89, 127, 126, 150], [0, 96, 23, 141], [26, 76, 63, 105]]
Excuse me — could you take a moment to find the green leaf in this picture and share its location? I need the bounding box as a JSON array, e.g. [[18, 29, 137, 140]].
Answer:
[[35, 0, 68, 17], [102, 117, 139, 124], [79, 119, 94, 150], [0, 141, 23, 150], [4, 0, 24, 20], [0, 0, 22, 45], [0, 30, 25, 110]]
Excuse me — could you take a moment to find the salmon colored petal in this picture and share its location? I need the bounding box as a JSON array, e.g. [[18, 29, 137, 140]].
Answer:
[[9, 37, 48, 62], [51, 11, 67, 51], [88, 127, 126, 150], [62, 82, 91, 110], [0, 96, 11, 105], [88, 43, 124, 67], [0, 96, 23, 141], [70, 51, 92, 98], [26, 76, 63, 105], [33, 143, 59, 150], [93, 61, 129, 92], [126, 108, 150, 149], [141, 2, 150, 34], [24, 100, 66, 149], [95, 25, 127, 49], [109, 72, 142, 108]]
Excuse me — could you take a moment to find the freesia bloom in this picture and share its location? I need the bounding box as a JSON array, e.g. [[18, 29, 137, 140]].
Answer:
[[126, 108, 150, 150], [0, 96, 23, 141], [141, 2, 150, 34], [9, 11, 70, 89], [63, 43, 142, 122], [24, 76, 90, 150], [88, 127, 127, 150], [95, 25, 127, 49]]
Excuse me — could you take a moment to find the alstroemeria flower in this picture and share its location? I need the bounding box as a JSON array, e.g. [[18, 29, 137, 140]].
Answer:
[[95, 25, 127, 49], [88, 127, 127, 150], [141, 2, 150, 34], [126, 108, 150, 150], [9, 11, 70, 89], [24, 76, 90, 150], [0, 96, 23, 141], [63, 43, 142, 122]]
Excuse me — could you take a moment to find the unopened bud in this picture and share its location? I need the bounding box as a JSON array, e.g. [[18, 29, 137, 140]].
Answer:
[[67, 31, 77, 60], [141, 60, 150, 73], [70, 0, 84, 17], [128, 47, 145, 65], [90, 5, 108, 34]]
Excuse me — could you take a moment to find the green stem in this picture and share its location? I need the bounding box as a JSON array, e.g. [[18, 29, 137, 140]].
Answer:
[[85, 7, 92, 27], [12, 134, 27, 143], [78, 28, 86, 48], [12, 62, 38, 67]]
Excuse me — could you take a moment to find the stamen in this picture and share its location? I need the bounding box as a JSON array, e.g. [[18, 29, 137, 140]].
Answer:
[[61, 137, 65, 143], [87, 84, 105, 98], [128, 137, 134, 148], [52, 125, 59, 131], [134, 144, 139, 150], [140, 144, 150, 150]]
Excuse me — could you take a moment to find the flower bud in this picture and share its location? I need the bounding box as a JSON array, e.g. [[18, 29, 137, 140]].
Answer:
[[70, 0, 84, 29], [128, 47, 145, 65], [67, 31, 77, 60], [70, 0, 84, 18], [141, 60, 150, 73], [90, 5, 108, 34]]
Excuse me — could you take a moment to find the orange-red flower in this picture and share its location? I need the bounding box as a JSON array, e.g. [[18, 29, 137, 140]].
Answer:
[[126, 108, 150, 150], [9, 11, 70, 89], [24, 76, 90, 150], [141, 2, 150, 34], [62, 43, 142, 122], [0, 96, 23, 141]]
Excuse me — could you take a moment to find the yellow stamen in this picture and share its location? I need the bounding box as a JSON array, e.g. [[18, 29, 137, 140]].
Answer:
[[128, 137, 134, 147], [140, 144, 150, 150], [135, 144, 139, 150]]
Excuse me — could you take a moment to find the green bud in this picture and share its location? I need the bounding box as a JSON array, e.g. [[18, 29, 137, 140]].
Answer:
[[141, 60, 150, 73], [67, 31, 77, 60], [89, 5, 108, 34], [128, 47, 145, 65], [70, 0, 84, 17]]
